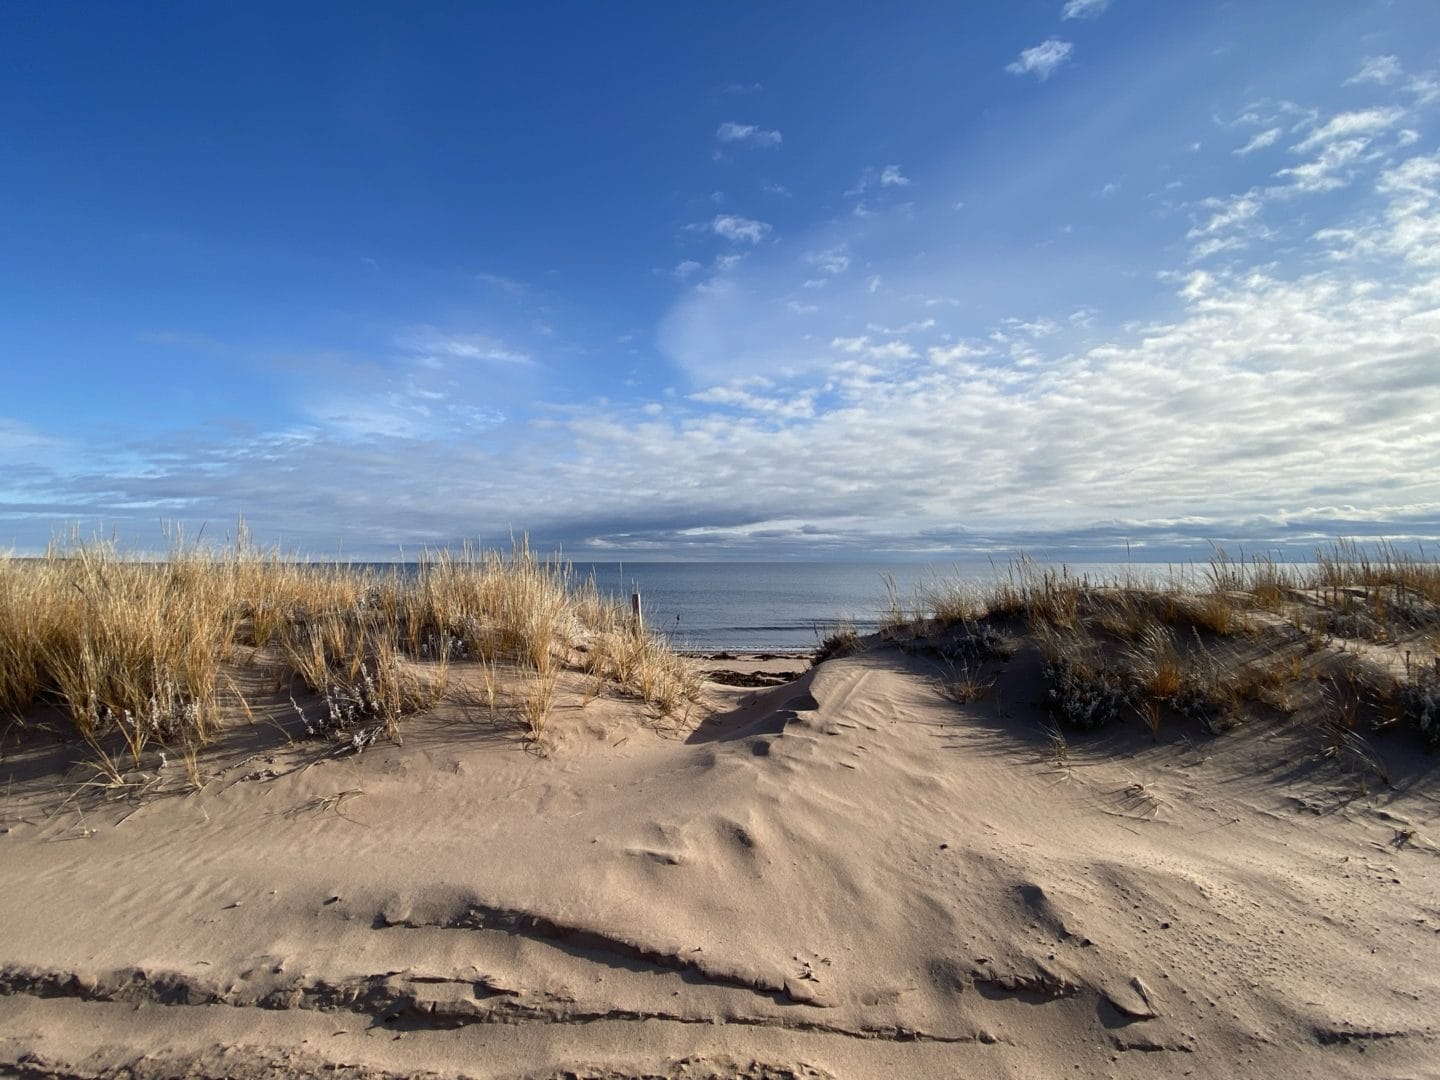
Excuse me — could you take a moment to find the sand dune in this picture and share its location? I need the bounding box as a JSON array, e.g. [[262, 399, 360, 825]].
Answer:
[[2, 637, 1438, 1078]]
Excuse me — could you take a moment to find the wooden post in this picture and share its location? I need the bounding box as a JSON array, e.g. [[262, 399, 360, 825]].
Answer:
[[631, 589, 643, 633]]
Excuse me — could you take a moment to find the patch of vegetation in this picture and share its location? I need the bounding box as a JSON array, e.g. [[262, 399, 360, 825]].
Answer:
[[813, 622, 861, 664], [0, 530, 701, 773]]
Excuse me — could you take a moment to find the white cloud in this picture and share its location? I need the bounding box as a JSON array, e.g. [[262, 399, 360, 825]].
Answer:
[[1187, 191, 1268, 259], [806, 245, 851, 275], [1274, 137, 1376, 195], [1006, 317, 1061, 338], [1006, 39, 1073, 81], [927, 342, 990, 365], [1410, 76, 1440, 107], [1292, 107, 1405, 154], [829, 335, 917, 362], [1234, 127, 1281, 155], [398, 328, 531, 365], [673, 260, 703, 280], [690, 382, 815, 419], [846, 164, 911, 200], [1345, 55, 1403, 86], [715, 121, 782, 148], [868, 318, 936, 335], [711, 214, 772, 244], [1061, 0, 1109, 18], [880, 165, 910, 187]]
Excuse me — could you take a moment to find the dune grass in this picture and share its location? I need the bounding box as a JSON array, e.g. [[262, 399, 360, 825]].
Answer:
[[0, 535, 700, 772], [882, 543, 1440, 754]]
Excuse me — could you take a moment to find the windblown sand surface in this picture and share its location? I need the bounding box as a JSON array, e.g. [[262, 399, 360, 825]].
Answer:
[[2, 643, 1438, 1079]]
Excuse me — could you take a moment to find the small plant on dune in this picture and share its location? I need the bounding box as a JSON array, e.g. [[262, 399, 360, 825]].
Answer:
[[814, 622, 861, 664], [996, 557, 1082, 632], [282, 615, 445, 747], [1320, 717, 1391, 786], [934, 619, 1016, 663], [1394, 672, 1440, 749], [1040, 719, 1071, 774], [633, 643, 703, 717], [1095, 590, 1162, 642], [936, 658, 995, 705], [1125, 624, 1185, 701], [918, 577, 987, 626], [1044, 656, 1126, 730], [1135, 697, 1163, 739], [880, 574, 910, 633], [580, 620, 702, 718], [1039, 628, 1125, 731], [1190, 591, 1244, 636], [520, 666, 558, 742]]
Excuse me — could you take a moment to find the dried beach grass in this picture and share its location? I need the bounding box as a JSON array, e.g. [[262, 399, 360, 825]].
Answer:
[[0, 531, 699, 769]]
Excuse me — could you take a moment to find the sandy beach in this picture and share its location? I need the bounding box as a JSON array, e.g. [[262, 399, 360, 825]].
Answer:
[[3, 587, 1438, 1080]]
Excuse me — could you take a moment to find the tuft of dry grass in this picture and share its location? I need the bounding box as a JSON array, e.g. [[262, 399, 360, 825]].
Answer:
[[814, 621, 861, 664], [574, 590, 704, 717], [1125, 624, 1185, 701], [936, 658, 995, 705], [520, 667, 558, 742]]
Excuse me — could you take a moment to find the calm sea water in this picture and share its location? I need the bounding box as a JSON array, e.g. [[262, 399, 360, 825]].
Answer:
[[570, 561, 1201, 653]]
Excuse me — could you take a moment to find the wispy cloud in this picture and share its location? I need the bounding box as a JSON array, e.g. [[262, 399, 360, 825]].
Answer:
[[879, 164, 910, 187], [711, 214, 772, 243], [1006, 39, 1073, 81], [476, 272, 528, 295], [806, 245, 851, 275], [1346, 55, 1403, 87], [1234, 127, 1281, 155], [845, 164, 912, 209], [1187, 191, 1268, 259], [398, 327, 531, 366], [1061, 0, 1110, 19], [1292, 107, 1405, 154], [715, 121, 782, 148], [927, 342, 990, 365], [1274, 137, 1377, 194], [830, 335, 917, 362], [0, 418, 62, 454], [690, 379, 815, 419]]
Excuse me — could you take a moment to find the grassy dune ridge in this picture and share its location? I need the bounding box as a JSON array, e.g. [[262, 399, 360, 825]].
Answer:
[[0, 535, 701, 774], [835, 542, 1440, 761]]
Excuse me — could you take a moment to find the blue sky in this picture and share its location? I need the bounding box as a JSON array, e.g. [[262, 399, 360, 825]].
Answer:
[[3, 1, 1439, 559]]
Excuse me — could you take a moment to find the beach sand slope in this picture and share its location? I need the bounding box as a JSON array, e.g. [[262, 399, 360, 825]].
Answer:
[[1, 647, 1437, 1078]]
